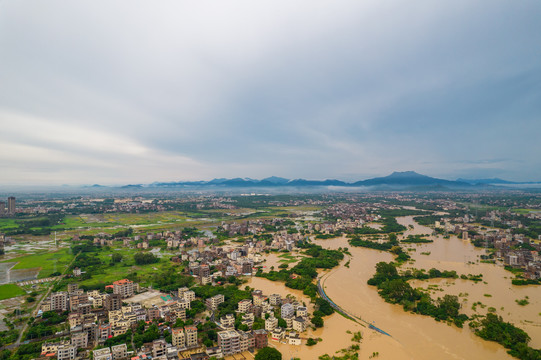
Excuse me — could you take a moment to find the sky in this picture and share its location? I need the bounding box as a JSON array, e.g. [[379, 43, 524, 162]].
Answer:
[[1, 1, 540, 185]]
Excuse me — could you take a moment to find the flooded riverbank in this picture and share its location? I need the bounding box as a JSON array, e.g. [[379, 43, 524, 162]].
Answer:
[[311, 215, 523, 359], [245, 276, 410, 359]]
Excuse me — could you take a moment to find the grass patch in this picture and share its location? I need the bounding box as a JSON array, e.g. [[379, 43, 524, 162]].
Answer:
[[2, 248, 73, 278], [0, 284, 26, 300]]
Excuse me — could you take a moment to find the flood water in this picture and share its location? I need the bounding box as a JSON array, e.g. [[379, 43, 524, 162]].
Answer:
[[308, 215, 539, 360]]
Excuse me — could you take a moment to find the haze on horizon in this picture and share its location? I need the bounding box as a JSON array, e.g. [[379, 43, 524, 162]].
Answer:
[[1, 1, 540, 186]]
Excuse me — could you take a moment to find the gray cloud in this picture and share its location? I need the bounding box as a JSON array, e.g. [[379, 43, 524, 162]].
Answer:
[[0, 0, 540, 184]]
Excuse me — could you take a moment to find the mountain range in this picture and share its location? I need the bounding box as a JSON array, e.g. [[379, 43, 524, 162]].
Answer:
[[137, 171, 476, 189], [79, 171, 541, 190]]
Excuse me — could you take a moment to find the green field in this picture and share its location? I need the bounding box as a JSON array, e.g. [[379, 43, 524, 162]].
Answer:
[[511, 208, 541, 215], [0, 284, 26, 300], [0, 219, 19, 232], [2, 248, 73, 278]]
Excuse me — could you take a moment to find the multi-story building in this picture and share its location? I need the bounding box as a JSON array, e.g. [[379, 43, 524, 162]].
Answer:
[[265, 315, 278, 331], [67, 283, 79, 295], [269, 294, 281, 306], [7, 197, 15, 215], [237, 299, 252, 313], [56, 345, 76, 360], [253, 329, 268, 349], [206, 294, 224, 311], [152, 339, 167, 358], [239, 330, 255, 352], [172, 328, 186, 348], [98, 323, 112, 342], [0, 201, 5, 216], [281, 303, 295, 319], [51, 291, 68, 311], [105, 294, 122, 311], [185, 325, 198, 348], [70, 294, 89, 311], [111, 344, 127, 360], [218, 330, 240, 356], [296, 306, 308, 318], [241, 313, 254, 328], [184, 290, 196, 302], [71, 332, 88, 349], [113, 279, 134, 298], [93, 348, 112, 360], [178, 287, 189, 299], [220, 314, 235, 329], [292, 317, 306, 333]]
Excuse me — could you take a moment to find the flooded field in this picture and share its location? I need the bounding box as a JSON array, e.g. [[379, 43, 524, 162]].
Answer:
[[310, 215, 530, 360], [245, 277, 408, 359]]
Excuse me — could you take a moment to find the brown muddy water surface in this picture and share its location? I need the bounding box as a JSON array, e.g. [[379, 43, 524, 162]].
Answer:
[[306, 215, 541, 359]]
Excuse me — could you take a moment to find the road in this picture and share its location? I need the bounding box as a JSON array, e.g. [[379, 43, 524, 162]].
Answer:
[[12, 251, 80, 348]]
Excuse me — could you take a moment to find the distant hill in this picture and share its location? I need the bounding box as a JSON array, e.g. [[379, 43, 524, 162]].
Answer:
[[456, 178, 541, 185], [146, 171, 474, 189], [354, 171, 471, 188]]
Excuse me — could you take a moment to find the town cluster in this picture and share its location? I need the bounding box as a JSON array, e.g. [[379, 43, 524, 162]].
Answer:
[[39, 279, 313, 360]]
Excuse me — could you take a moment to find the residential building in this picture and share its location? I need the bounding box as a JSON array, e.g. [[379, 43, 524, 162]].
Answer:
[[292, 317, 306, 333], [172, 328, 185, 348], [185, 325, 198, 348], [281, 303, 295, 319], [93, 348, 112, 360], [105, 294, 122, 311], [237, 299, 252, 313], [71, 332, 88, 349], [184, 290, 196, 302], [51, 291, 68, 311], [111, 344, 127, 360], [269, 294, 281, 306], [239, 331, 254, 352], [113, 279, 134, 298], [152, 339, 167, 358], [220, 314, 235, 329], [265, 316, 278, 331], [206, 294, 224, 311], [217, 330, 240, 356], [253, 329, 268, 349]]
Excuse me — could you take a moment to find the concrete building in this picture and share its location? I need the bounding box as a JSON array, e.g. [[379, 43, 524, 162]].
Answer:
[[172, 328, 185, 348], [237, 299, 252, 313], [93, 348, 112, 360], [281, 303, 295, 319], [51, 291, 68, 311], [111, 344, 127, 360], [239, 331, 255, 352], [113, 279, 134, 298], [184, 290, 196, 302], [269, 294, 281, 306], [220, 314, 235, 329], [7, 197, 15, 215], [265, 315, 278, 332], [217, 330, 240, 356], [105, 294, 122, 311], [185, 325, 198, 348], [0, 202, 5, 216], [292, 317, 306, 333], [71, 332, 88, 349], [206, 294, 224, 311], [253, 329, 268, 349], [152, 339, 167, 358]]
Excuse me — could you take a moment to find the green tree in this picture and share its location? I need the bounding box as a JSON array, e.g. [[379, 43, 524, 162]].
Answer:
[[255, 347, 282, 360], [311, 316, 324, 328]]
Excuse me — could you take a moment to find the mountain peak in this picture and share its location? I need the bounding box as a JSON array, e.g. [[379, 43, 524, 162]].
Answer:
[[389, 171, 423, 177]]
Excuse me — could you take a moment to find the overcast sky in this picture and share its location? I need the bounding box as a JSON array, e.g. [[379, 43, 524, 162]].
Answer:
[[1, 1, 540, 185]]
